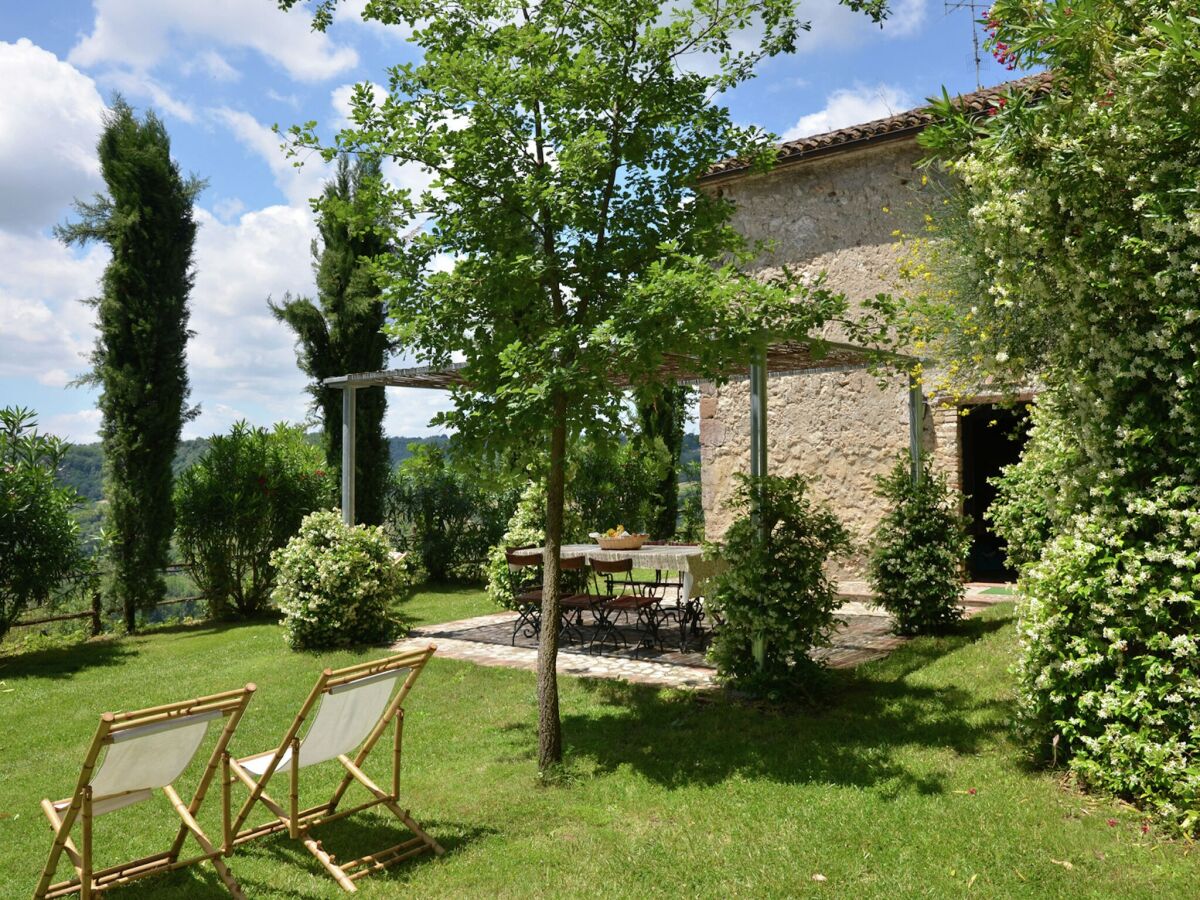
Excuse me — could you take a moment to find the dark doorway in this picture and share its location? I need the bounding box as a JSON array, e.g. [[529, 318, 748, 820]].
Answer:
[[960, 402, 1030, 582]]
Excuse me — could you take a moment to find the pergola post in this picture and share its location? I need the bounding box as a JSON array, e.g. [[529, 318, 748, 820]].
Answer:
[[341, 386, 357, 525], [749, 344, 768, 671], [749, 347, 768, 485], [908, 373, 924, 487]]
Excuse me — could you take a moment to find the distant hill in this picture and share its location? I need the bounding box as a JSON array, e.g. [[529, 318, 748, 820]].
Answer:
[[58, 434, 455, 503], [387, 435, 450, 466]]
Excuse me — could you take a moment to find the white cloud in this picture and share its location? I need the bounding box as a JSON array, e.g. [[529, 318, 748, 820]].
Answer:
[[212, 197, 246, 222], [780, 83, 915, 141], [181, 204, 317, 436], [44, 409, 103, 444], [334, 0, 419, 40], [184, 204, 451, 438], [795, 0, 926, 49], [383, 390, 455, 438], [330, 81, 388, 132], [70, 0, 358, 82], [189, 49, 240, 82], [97, 69, 196, 122], [0, 230, 106, 387], [211, 107, 332, 207], [881, 0, 927, 37], [0, 40, 106, 233], [266, 89, 300, 108]]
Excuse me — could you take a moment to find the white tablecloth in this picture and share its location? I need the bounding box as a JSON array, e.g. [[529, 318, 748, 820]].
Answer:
[[516, 543, 710, 601]]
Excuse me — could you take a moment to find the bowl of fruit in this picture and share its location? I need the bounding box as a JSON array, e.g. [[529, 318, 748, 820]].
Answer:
[[589, 526, 650, 551]]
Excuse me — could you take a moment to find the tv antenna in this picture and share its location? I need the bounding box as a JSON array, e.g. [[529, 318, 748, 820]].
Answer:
[[946, 0, 985, 88]]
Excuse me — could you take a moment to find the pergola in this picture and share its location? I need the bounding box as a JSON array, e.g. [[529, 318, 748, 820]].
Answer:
[[325, 338, 921, 525]]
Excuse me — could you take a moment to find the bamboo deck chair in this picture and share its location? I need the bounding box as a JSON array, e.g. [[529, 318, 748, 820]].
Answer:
[[35, 684, 257, 900], [228, 646, 444, 892]]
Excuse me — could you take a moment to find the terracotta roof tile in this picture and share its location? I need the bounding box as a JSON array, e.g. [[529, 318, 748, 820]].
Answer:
[[701, 72, 1053, 183]]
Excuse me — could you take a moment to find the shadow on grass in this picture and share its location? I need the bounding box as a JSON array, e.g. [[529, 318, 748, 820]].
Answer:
[[0, 635, 136, 681], [139, 614, 279, 638], [551, 609, 1015, 798], [238, 814, 495, 891]]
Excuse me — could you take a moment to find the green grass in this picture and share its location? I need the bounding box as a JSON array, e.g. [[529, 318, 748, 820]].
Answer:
[[2, 592, 1196, 898], [405, 581, 498, 626]]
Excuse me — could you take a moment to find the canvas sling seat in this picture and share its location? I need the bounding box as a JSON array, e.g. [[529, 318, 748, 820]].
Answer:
[[35, 684, 257, 899], [228, 646, 444, 892]]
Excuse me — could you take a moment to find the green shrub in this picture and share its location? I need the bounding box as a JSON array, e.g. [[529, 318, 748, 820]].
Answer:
[[387, 444, 517, 582], [174, 422, 333, 618], [0, 407, 85, 640], [867, 455, 971, 635], [569, 436, 670, 537], [271, 509, 411, 650], [707, 474, 850, 695]]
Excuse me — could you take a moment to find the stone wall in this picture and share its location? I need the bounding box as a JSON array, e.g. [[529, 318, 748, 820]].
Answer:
[[699, 137, 956, 576]]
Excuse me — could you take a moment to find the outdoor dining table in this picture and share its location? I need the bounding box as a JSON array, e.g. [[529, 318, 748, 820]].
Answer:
[[514, 543, 709, 651]]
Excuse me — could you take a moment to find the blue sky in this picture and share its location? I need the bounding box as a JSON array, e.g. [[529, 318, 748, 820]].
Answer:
[[0, 0, 1014, 443]]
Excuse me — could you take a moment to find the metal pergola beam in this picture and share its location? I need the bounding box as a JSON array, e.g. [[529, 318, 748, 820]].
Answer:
[[325, 338, 921, 527]]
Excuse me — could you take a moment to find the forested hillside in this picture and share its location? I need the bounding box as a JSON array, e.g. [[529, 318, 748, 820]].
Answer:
[[59, 431, 692, 551], [58, 434, 451, 502]]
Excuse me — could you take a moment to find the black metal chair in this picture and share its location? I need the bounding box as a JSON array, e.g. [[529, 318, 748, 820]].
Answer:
[[588, 557, 664, 655], [557, 556, 593, 646], [504, 548, 542, 645]]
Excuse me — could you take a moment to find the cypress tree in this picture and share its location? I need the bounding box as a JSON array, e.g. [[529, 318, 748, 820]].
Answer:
[[636, 384, 689, 539], [57, 97, 201, 632], [272, 155, 392, 525]]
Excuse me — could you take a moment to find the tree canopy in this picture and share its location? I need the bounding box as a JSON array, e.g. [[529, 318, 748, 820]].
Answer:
[[280, 0, 883, 770], [57, 97, 200, 631], [272, 154, 394, 525]]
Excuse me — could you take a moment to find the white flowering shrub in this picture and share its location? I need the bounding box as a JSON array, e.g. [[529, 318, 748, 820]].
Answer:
[[986, 398, 1081, 573], [914, 0, 1200, 829], [1019, 494, 1200, 829], [271, 509, 412, 650]]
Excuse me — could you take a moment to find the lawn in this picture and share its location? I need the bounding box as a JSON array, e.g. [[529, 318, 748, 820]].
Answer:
[[1, 589, 1196, 898]]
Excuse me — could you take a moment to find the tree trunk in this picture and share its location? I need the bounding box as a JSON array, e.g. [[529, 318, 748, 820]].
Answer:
[[537, 390, 567, 771]]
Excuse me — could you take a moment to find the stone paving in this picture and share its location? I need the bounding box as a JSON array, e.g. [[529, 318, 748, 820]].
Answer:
[[393, 583, 1015, 690]]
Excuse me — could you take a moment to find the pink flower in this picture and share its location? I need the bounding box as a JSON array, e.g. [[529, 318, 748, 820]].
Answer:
[[968, 787, 977, 795], [1107, 818, 1117, 827]]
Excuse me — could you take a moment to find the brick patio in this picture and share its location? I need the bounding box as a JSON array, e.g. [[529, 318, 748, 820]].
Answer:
[[394, 584, 1014, 689]]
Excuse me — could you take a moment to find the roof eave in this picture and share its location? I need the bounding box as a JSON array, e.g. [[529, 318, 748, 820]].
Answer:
[[697, 123, 926, 188]]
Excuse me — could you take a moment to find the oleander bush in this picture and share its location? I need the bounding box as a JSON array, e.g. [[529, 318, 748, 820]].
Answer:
[[707, 474, 850, 696], [174, 422, 333, 618], [272, 509, 412, 650], [867, 454, 971, 635], [0, 407, 84, 640]]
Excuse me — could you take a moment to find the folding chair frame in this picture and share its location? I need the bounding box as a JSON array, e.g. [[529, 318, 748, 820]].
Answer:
[[35, 684, 257, 900], [228, 647, 444, 892]]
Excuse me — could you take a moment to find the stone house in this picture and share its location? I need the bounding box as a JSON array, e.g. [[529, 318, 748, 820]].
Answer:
[[695, 77, 1048, 581]]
